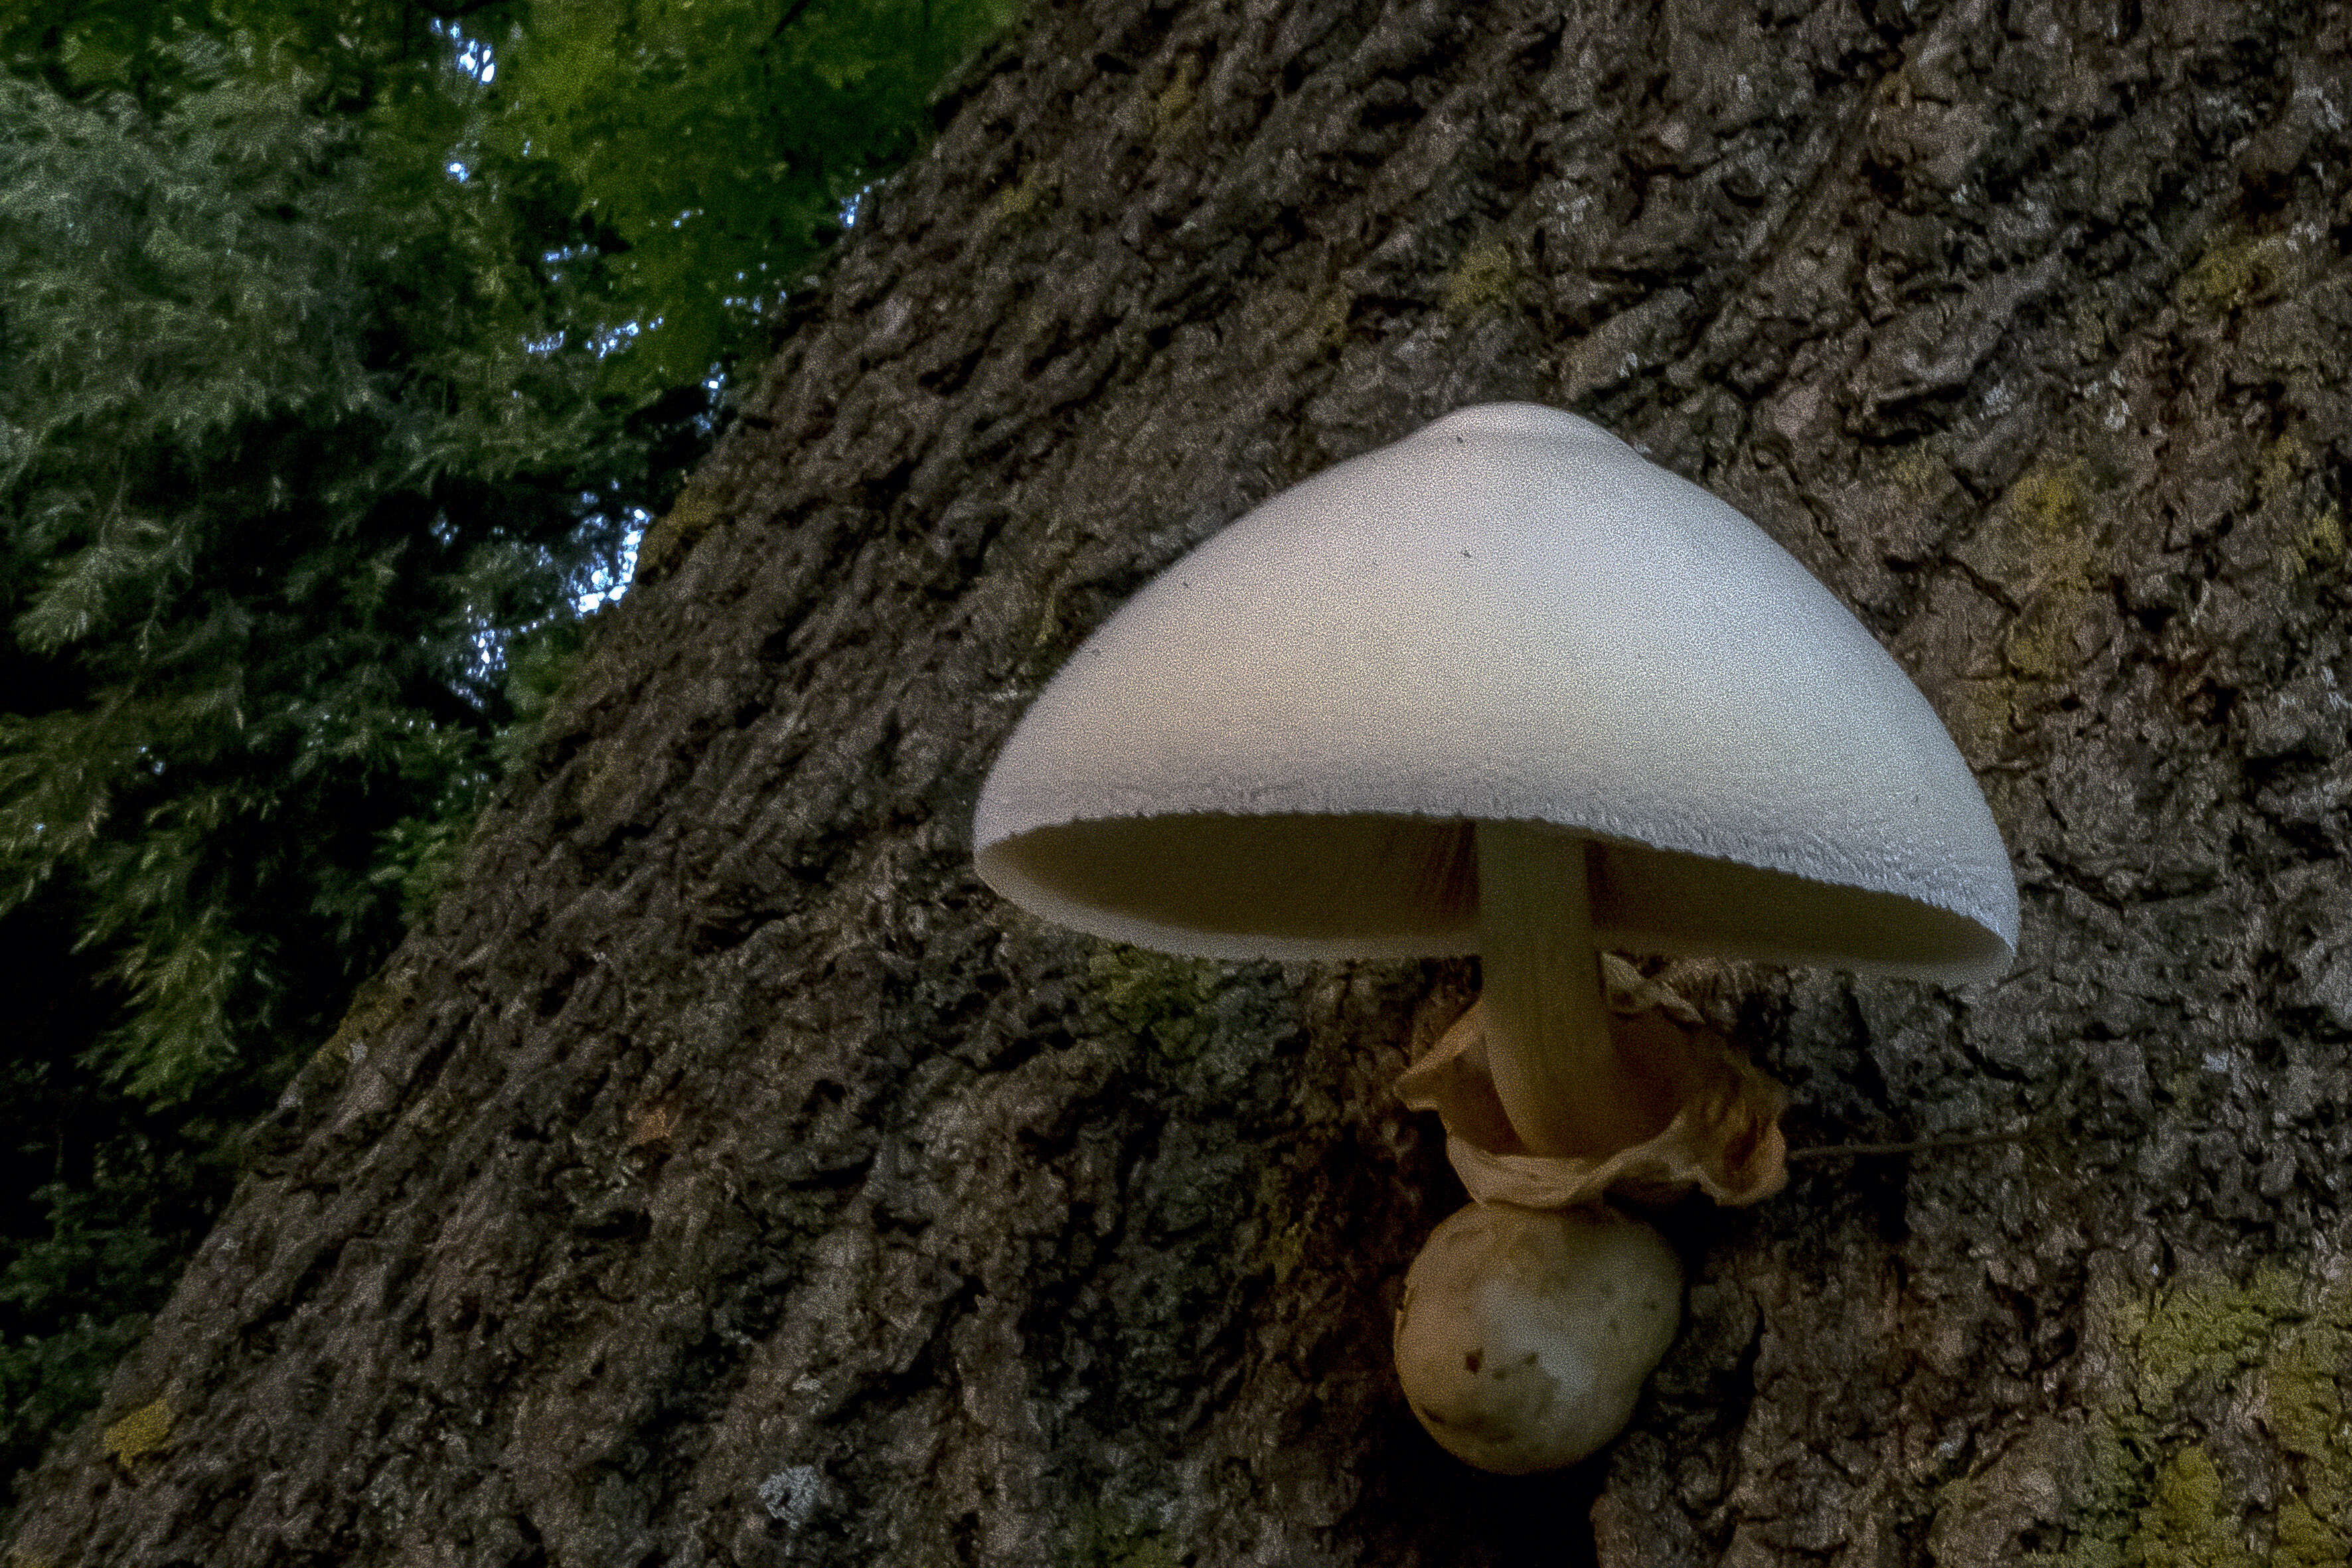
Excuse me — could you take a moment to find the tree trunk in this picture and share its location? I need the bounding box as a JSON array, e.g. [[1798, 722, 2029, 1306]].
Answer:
[[13, 0, 2352, 1563]]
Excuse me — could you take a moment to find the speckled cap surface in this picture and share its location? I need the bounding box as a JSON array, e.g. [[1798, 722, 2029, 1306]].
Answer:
[[973, 403, 2017, 979]]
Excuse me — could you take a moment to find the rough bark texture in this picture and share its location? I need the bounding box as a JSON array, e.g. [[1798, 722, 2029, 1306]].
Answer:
[[12, 0, 2352, 1563]]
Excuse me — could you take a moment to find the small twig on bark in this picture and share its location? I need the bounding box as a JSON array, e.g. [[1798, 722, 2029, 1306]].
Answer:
[[1786, 1121, 2060, 1162]]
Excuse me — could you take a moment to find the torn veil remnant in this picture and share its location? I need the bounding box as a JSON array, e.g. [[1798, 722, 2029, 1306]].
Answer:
[[1397, 955, 1793, 1212], [971, 402, 2017, 1471]]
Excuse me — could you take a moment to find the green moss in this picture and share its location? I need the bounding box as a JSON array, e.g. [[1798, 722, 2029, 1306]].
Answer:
[[1060, 1500, 1182, 1568], [1441, 238, 1521, 321], [1087, 948, 1226, 1061], [2063, 1420, 2147, 1568], [1249, 1162, 1314, 1286]]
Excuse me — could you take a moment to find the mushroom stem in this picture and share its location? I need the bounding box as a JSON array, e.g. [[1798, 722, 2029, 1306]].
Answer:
[[1474, 821, 1665, 1159]]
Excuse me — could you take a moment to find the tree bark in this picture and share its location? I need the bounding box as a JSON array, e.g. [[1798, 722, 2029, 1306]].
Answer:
[[13, 0, 2352, 1563]]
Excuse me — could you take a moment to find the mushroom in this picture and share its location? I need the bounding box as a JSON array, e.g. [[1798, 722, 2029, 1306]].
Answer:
[[1391, 1200, 1681, 1474], [973, 403, 2017, 1471], [973, 402, 2017, 1175]]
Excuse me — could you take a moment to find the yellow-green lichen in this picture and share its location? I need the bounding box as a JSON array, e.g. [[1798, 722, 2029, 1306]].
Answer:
[[312, 963, 422, 1069], [2108, 1267, 2306, 1412], [2003, 581, 2095, 680], [2175, 228, 2314, 314], [2273, 1497, 2349, 1568], [1885, 441, 1953, 498], [2263, 1302, 2352, 1566], [1298, 289, 1354, 356], [1441, 238, 1522, 321], [2008, 459, 2096, 550], [2250, 435, 2344, 582], [2266, 1326, 2350, 1472], [1940, 1269, 2352, 1567], [103, 1395, 175, 1466], [992, 165, 1056, 230], [2257, 434, 2308, 501], [2282, 507, 2343, 580], [1992, 458, 2104, 682], [1946, 676, 2021, 765], [2179, 239, 2264, 311], [2130, 1445, 2255, 1568], [1151, 59, 1200, 136], [635, 480, 724, 581], [1249, 1162, 1314, 1286]]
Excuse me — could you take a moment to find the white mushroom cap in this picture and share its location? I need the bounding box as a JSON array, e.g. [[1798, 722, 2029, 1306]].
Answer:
[[973, 402, 2017, 979], [1393, 1202, 1682, 1474]]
